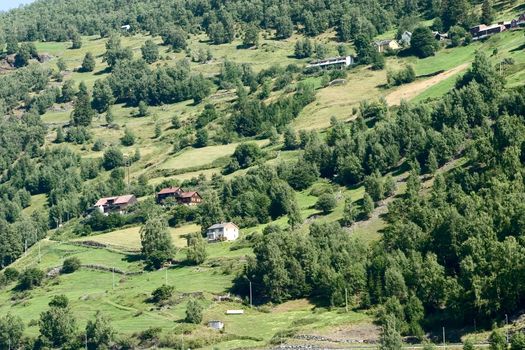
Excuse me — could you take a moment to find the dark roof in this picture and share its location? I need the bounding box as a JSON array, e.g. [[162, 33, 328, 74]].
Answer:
[[158, 187, 183, 195]]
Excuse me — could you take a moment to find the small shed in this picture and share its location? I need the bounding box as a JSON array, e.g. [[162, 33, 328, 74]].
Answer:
[[225, 310, 244, 315], [208, 320, 224, 330]]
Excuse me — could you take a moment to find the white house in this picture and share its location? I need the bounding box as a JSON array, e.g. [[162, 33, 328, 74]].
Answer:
[[307, 56, 355, 69], [206, 222, 239, 242]]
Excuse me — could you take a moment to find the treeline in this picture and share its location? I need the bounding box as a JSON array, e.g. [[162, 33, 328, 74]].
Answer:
[[0, 0, 482, 46], [234, 52, 525, 331]]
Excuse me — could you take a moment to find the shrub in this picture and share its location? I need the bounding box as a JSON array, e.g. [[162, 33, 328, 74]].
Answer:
[[18, 268, 44, 290], [185, 298, 203, 324], [151, 284, 175, 304], [3, 267, 19, 282], [61, 257, 81, 274], [315, 193, 337, 214], [387, 65, 416, 87]]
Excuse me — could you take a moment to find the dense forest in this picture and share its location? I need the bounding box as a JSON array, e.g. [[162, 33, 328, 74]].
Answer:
[[1, 0, 482, 44]]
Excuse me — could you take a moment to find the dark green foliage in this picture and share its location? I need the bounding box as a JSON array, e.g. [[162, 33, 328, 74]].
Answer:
[[121, 127, 136, 146], [315, 193, 337, 214], [61, 257, 81, 273], [14, 43, 31, 67], [294, 39, 313, 59], [411, 27, 438, 58], [463, 340, 475, 350], [194, 129, 208, 148], [71, 30, 82, 49], [448, 26, 466, 48], [140, 217, 174, 269], [60, 79, 77, 103], [71, 82, 95, 126], [3, 267, 20, 283], [440, 0, 472, 30], [91, 79, 114, 113], [103, 33, 133, 68], [275, 16, 293, 39], [66, 126, 92, 144], [387, 65, 416, 87], [480, 0, 495, 25], [161, 26, 187, 51], [151, 284, 175, 303], [102, 147, 124, 170], [86, 312, 115, 350], [230, 143, 264, 169], [240, 222, 367, 304], [137, 101, 148, 117], [511, 333, 525, 350], [81, 52, 96, 72], [341, 196, 357, 226], [18, 268, 44, 290], [362, 193, 374, 218], [196, 104, 218, 129], [185, 298, 203, 324], [186, 232, 207, 265], [141, 39, 159, 63], [39, 295, 77, 347], [379, 315, 403, 350], [0, 313, 24, 349], [489, 330, 506, 350], [243, 23, 259, 47]]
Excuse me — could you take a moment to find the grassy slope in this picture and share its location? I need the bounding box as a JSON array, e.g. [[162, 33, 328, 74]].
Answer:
[[4, 4, 525, 346]]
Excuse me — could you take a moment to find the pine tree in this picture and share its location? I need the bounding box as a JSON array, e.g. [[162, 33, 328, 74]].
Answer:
[[426, 150, 438, 174], [342, 196, 357, 226], [105, 108, 114, 125], [71, 82, 95, 126], [362, 192, 374, 218], [379, 315, 403, 350], [185, 298, 203, 324], [81, 52, 96, 72], [55, 127, 65, 143]]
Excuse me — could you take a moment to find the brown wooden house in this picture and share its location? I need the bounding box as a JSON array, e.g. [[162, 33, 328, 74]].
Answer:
[[156, 187, 202, 206]]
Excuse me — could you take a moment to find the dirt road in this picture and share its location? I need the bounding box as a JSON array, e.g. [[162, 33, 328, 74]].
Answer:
[[385, 63, 470, 106]]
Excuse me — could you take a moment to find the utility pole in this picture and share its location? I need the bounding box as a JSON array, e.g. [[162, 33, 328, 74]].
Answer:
[[505, 314, 509, 344], [442, 327, 446, 350], [345, 288, 348, 313], [249, 281, 253, 307], [85, 332, 88, 350], [112, 267, 115, 289], [38, 240, 41, 263], [165, 268, 168, 285]]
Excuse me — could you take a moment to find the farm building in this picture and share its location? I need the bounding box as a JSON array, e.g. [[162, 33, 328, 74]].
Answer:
[[94, 195, 137, 214], [374, 39, 401, 53], [156, 187, 203, 206], [470, 24, 506, 40], [306, 56, 354, 69], [206, 222, 239, 242]]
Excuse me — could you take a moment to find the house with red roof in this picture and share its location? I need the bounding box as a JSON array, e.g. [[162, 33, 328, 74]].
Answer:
[[94, 195, 137, 214], [156, 187, 202, 206]]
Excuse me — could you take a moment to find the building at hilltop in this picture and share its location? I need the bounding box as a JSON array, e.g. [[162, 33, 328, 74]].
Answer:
[[470, 24, 506, 40]]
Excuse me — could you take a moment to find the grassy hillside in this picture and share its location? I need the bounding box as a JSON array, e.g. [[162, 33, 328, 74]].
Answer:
[[1, 0, 525, 348]]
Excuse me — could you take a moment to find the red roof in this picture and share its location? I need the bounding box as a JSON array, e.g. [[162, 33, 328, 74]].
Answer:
[[95, 195, 135, 206], [179, 191, 200, 198], [158, 187, 183, 195]]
